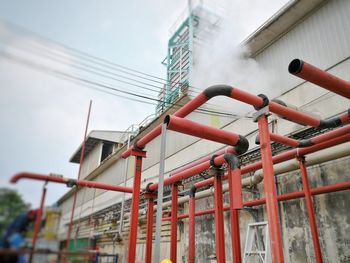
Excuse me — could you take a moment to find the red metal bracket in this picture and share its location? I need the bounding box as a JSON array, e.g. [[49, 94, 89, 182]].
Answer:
[[130, 149, 147, 157]]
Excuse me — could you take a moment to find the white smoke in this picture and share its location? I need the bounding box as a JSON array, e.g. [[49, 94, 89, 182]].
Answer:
[[191, 0, 282, 115]]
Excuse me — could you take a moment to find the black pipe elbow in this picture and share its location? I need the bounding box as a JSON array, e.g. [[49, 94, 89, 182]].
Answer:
[[189, 186, 197, 198], [223, 153, 240, 169], [319, 116, 343, 129], [298, 139, 314, 148], [235, 135, 249, 155], [203, 85, 233, 99], [145, 182, 155, 193], [288, 59, 304, 74]]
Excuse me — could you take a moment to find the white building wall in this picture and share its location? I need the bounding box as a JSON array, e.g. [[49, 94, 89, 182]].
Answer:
[[57, 0, 350, 261]]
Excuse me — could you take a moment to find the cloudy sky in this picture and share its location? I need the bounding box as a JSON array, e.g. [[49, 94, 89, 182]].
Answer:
[[0, 0, 288, 207]]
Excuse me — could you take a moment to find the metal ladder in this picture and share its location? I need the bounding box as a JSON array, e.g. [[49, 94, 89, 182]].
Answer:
[[243, 222, 271, 263]]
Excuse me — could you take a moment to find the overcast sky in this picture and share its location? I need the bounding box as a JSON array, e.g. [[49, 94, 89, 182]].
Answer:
[[0, 0, 289, 207]]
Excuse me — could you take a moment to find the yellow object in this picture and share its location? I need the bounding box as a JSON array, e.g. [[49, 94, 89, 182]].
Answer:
[[43, 208, 61, 240], [161, 259, 172, 263]]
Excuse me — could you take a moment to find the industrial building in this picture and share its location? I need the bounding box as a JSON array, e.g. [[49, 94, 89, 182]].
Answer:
[[6, 0, 350, 262]]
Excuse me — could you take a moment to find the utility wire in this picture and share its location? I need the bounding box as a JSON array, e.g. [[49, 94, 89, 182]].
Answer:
[[0, 20, 246, 115], [0, 50, 247, 118], [0, 19, 206, 93]]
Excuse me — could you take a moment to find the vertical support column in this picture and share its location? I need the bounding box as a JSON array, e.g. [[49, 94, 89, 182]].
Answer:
[[127, 149, 146, 263], [154, 123, 168, 263], [257, 111, 284, 263], [170, 183, 179, 263], [145, 192, 156, 263], [29, 182, 47, 263], [211, 166, 226, 263], [227, 160, 242, 263], [188, 186, 196, 263], [298, 157, 323, 263]]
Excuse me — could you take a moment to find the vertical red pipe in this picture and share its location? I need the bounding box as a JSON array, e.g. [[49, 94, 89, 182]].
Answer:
[[128, 155, 144, 263], [213, 169, 226, 263], [227, 168, 242, 263], [188, 194, 196, 263], [29, 183, 47, 263], [298, 157, 323, 263], [170, 184, 178, 263], [257, 115, 284, 263], [145, 194, 155, 263], [65, 100, 92, 257]]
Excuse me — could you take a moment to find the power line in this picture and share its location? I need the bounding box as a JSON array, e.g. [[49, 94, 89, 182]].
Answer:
[[0, 19, 245, 115], [0, 19, 206, 94], [0, 50, 246, 118]]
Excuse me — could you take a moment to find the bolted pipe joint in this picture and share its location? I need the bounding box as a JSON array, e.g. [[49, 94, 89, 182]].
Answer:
[[224, 153, 240, 170], [66, 179, 77, 188], [189, 186, 197, 198], [254, 94, 269, 110]]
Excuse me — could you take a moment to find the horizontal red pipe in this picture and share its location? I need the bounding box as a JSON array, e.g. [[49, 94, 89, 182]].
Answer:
[[270, 133, 299, 148], [165, 115, 241, 146], [123, 85, 324, 158], [153, 132, 350, 192], [242, 133, 350, 174], [269, 123, 350, 148], [164, 180, 350, 221], [289, 59, 350, 100], [148, 154, 226, 191], [171, 147, 235, 175], [11, 172, 133, 193], [192, 132, 350, 189]]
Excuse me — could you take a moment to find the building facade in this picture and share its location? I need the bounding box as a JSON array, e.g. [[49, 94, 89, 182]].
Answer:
[[57, 0, 350, 262]]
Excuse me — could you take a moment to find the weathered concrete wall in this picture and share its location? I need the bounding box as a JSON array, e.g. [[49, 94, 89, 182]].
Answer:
[[178, 156, 350, 263]]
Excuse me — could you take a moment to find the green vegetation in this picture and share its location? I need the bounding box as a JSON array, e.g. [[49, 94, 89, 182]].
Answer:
[[0, 188, 30, 236]]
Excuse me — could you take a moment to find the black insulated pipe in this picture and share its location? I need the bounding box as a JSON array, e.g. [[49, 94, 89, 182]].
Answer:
[[203, 85, 233, 99]]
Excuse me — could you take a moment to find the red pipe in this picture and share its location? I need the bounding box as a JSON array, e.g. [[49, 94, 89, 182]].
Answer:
[[65, 100, 92, 257], [242, 132, 350, 175], [257, 115, 284, 263], [270, 133, 299, 148], [268, 124, 350, 148], [289, 59, 350, 99], [123, 85, 324, 158], [10, 172, 133, 193], [188, 192, 196, 263], [170, 184, 178, 263], [165, 115, 241, 146], [269, 101, 320, 127], [298, 157, 323, 263], [29, 183, 47, 263], [127, 154, 144, 263], [213, 170, 226, 263], [145, 193, 155, 263], [168, 181, 350, 221], [188, 131, 350, 194], [148, 154, 226, 191], [227, 166, 242, 263], [171, 147, 234, 176]]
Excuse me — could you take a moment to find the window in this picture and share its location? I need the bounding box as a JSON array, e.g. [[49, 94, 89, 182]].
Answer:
[[100, 142, 114, 162]]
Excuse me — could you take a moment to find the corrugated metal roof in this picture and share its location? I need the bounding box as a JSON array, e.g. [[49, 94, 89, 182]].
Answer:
[[69, 130, 130, 164]]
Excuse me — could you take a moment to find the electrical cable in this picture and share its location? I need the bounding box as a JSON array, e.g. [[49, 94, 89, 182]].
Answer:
[[0, 50, 248, 118]]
